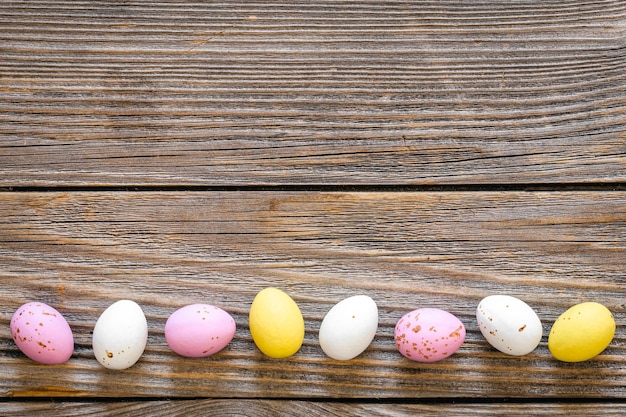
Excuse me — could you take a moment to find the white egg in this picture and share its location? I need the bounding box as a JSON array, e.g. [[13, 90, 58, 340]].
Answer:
[[476, 295, 542, 356], [319, 295, 378, 360], [92, 300, 148, 370]]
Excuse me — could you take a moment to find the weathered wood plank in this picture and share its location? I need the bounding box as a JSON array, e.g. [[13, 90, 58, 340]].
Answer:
[[1, 0, 625, 186], [2, 399, 626, 417], [1, 191, 624, 398]]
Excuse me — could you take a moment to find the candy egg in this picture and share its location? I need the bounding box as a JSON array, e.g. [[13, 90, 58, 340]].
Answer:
[[319, 295, 378, 360], [548, 302, 615, 362], [476, 295, 542, 356], [395, 308, 465, 362], [10, 302, 74, 364], [92, 300, 148, 370], [165, 304, 236, 358], [249, 287, 304, 358]]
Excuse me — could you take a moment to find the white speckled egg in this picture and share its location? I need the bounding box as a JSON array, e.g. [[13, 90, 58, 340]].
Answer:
[[476, 295, 542, 356], [92, 300, 148, 370], [319, 295, 378, 360]]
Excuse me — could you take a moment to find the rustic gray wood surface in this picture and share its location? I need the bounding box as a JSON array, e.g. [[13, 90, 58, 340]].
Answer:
[[1, 0, 625, 415], [1, 0, 625, 186]]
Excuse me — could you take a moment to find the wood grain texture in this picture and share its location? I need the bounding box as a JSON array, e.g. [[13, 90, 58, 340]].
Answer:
[[1, 191, 625, 399], [1, 0, 625, 413], [2, 400, 626, 417], [1, 0, 625, 186]]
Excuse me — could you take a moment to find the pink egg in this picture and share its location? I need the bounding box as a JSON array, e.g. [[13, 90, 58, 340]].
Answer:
[[395, 308, 465, 362], [10, 302, 74, 364], [165, 304, 236, 358]]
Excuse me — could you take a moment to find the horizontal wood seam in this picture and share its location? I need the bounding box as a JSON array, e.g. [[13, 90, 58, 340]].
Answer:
[[2, 183, 626, 193]]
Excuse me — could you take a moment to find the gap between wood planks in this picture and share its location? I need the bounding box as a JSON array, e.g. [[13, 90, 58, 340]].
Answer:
[[2, 396, 626, 404], [2, 182, 626, 193]]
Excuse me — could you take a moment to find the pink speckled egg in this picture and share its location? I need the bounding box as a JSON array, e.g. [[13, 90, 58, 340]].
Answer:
[[10, 302, 74, 364], [165, 304, 236, 358], [394, 308, 465, 362]]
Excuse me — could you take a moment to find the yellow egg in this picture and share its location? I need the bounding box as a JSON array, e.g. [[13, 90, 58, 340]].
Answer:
[[548, 302, 615, 362], [249, 287, 305, 358]]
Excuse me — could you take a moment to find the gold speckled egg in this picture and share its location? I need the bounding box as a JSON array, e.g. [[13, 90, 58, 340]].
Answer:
[[548, 302, 615, 362], [249, 287, 304, 358]]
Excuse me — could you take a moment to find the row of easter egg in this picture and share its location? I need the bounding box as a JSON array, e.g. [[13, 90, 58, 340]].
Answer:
[[9, 288, 616, 369]]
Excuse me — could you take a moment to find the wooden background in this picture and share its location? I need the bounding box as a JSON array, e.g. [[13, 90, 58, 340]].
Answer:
[[1, 0, 625, 415]]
